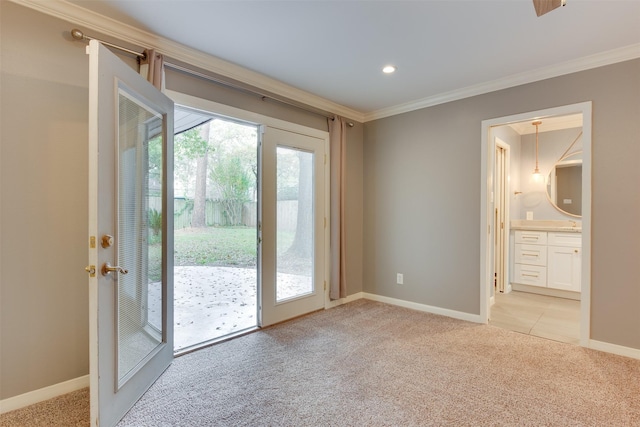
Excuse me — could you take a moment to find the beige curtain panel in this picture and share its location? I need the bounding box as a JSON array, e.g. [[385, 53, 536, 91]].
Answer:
[[329, 116, 348, 300]]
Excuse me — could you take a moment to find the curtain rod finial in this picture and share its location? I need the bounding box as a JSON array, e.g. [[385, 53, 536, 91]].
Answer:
[[71, 28, 85, 41]]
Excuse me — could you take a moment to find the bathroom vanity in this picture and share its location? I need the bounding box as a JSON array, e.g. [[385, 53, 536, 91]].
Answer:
[[510, 220, 581, 298]]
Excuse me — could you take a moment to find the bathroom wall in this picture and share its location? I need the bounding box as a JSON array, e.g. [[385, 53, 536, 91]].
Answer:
[[492, 125, 522, 221], [518, 127, 583, 220]]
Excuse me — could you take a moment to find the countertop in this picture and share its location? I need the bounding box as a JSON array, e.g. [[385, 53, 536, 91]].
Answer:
[[510, 220, 582, 233]]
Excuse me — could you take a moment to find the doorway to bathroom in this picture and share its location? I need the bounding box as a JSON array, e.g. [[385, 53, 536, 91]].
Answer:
[[480, 102, 592, 346]]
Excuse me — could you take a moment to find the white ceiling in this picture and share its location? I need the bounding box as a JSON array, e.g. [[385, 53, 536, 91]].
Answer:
[[67, 0, 640, 119]]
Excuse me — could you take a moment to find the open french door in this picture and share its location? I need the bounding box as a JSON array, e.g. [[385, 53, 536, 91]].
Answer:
[[87, 40, 174, 426], [260, 126, 326, 326]]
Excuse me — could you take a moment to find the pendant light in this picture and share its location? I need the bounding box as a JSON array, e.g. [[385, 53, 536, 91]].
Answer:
[[532, 120, 543, 182]]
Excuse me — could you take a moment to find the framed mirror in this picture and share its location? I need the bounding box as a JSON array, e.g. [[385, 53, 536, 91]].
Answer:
[[546, 151, 582, 217]]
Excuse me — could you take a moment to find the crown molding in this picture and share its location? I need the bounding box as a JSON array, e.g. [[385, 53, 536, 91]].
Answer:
[[364, 43, 640, 122], [9, 0, 640, 124], [10, 0, 365, 123]]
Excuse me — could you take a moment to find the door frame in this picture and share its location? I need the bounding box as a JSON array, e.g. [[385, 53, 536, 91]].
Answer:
[[164, 90, 331, 311], [480, 101, 592, 346], [494, 138, 510, 296]]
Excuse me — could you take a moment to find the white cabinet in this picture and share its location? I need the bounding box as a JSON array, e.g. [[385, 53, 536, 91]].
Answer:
[[547, 233, 581, 292], [512, 230, 581, 293], [514, 231, 547, 288]]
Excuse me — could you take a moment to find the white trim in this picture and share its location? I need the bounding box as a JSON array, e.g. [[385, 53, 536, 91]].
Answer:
[[480, 102, 592, 347], [10, 0, 364, 123], [325, 291, 364, 309], [364, 44, 639, 122], [362, 293, 483, 324], [589, 340, 640, 361], [0, 375, 89, 414]]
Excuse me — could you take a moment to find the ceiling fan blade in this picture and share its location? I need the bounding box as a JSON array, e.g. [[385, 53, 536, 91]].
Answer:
[[533, 0, 565, 17]]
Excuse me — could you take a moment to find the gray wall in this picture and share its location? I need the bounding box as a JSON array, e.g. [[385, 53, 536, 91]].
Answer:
[[0, 2, 363, 400], [1, 2, 91, 400], [364, 58, 640, 349]]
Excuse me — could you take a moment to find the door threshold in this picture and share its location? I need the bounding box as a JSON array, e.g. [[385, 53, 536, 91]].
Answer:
[[174, 326, 260, 357]]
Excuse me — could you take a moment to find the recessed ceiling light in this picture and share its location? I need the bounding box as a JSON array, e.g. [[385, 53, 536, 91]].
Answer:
[[382, 65, 397, 74]]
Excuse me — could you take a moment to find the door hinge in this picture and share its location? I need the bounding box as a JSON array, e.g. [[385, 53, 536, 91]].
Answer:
[[324, 281, 327, 291], [89, 236, 96, 249], [324, 154, 327, 165], [324, 217, 327, 228]]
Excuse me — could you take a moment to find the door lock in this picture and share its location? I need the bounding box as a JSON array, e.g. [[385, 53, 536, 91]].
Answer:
[[101, 234, 114, 248], [85, 265, 96, 277]]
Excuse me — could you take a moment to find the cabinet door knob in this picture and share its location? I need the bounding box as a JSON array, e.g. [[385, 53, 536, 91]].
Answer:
[[574, 249, 579, 253]]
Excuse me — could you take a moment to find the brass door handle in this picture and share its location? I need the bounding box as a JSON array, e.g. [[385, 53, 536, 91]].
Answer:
[[101, 262, 129, 276]]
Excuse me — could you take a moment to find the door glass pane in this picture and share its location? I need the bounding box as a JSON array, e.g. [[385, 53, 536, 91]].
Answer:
[[276, 147, 314, 302], [117, 89, 163, 386]]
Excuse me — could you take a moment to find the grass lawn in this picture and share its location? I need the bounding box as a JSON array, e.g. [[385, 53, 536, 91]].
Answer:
[[174, 226, 258, 267], [149, 226, 295, 280]]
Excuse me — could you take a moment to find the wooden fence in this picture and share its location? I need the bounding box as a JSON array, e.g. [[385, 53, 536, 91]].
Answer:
[[149, 197, 298, 231]]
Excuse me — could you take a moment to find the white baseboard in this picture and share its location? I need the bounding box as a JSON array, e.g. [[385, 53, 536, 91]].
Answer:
[[589, 340, 640, 361], [362, 293, 483, 323], [325, 291, 364, 309], [0, 375, 89, 414]]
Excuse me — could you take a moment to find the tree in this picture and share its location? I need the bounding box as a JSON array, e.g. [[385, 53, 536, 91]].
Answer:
[[210, 156, 251, 225], [174, 122, 212, 227]]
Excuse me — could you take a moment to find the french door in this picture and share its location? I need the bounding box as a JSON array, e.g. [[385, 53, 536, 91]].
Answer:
[[260, 126, 326, 326], [87, 40, 174, 426]]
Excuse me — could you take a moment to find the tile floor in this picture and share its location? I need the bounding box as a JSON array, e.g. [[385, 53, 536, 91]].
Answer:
[[489, 290, 580, 345]]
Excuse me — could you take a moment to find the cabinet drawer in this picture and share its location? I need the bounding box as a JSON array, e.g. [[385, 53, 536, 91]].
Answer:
[[514, 264, 547, 287], [548, 232, 582, 247], [515, 244, 547, 266], [515, 230, 547, 245]]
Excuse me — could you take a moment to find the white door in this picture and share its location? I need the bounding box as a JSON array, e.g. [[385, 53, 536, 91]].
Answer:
[[260, 126, 326, 326], [87, 40, 174, 426]]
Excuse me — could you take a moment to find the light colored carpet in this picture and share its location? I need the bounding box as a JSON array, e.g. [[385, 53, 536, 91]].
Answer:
[[0, 387, 89, 426], [3, 299, 639, 426]]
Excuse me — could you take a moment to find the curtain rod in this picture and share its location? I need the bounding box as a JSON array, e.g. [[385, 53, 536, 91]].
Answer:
[[71, 28, 354, 127], [165, 62, 354, 127], [71, 28, 146, 60]]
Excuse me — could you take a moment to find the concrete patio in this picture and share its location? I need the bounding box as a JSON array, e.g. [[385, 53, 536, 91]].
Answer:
[[149, 266, 312, 351]]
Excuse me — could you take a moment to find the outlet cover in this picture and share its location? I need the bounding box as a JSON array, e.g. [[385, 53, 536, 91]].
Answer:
[[397, 273, 404, 285]]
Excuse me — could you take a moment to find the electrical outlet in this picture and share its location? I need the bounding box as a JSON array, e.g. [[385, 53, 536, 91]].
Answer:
[[396, 273, 404, 285]]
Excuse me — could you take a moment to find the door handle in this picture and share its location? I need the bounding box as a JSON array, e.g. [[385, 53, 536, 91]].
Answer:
[[101, 262, 129, 276]]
